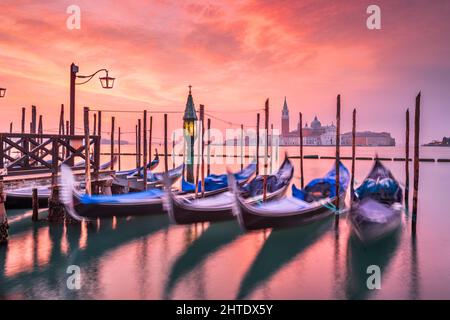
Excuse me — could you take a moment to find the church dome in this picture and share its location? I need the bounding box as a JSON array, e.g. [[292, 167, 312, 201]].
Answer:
[[311, 116, 321, 129]]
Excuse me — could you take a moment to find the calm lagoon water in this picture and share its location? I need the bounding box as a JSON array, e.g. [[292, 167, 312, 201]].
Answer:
[[1, 146, 450, 299]]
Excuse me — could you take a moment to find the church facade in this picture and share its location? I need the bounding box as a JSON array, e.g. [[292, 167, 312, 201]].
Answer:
[[280, 98, 337, 146]]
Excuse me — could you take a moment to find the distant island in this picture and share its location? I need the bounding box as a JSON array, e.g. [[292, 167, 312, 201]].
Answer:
[[424, 137, 450, 147], [101, 139, 130, 145]]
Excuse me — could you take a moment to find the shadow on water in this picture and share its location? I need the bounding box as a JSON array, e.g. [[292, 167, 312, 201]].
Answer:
[[164, 220, 243, 298], [344, 228, 401, 300], [0, 213, 169, 299], [236, 217, 334, 299]]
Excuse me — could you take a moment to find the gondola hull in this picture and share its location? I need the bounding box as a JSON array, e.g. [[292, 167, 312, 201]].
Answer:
[[350, 160, 403, 242], [235, 195, 345, 230], [5, 193, 49, 209], [72, 195, 164, 218], [349, 200, 402, 242], [168, 185, 289, 225], [166, 157, 293, 224]]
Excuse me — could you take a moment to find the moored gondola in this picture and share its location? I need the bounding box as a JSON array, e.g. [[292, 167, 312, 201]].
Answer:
[[60, 163, 255, 220], [5, 158, 117, 209], [164, 157, 293, 224], [232, 161, 350, 230], [349, 159, 403, 242]]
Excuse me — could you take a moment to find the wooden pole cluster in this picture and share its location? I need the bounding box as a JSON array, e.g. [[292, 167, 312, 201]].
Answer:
[[143, 110, 148, 190], [93, 113, 97, 136], [350, 109, 356, 206], [412, 93, 421, 230], [405, 109, 410, 210], [299, 112, 304, 189]]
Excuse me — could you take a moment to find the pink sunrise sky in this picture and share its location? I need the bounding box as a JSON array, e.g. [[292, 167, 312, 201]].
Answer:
[[0, 0, 449, 143]]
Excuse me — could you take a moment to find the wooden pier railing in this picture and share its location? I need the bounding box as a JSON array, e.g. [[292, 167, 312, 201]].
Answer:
[[0, 133, 100, 177]]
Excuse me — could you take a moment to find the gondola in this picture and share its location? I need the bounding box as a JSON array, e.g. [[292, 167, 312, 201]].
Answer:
[[59, 163, 254, 220], [232, 161, 350, 230], [349, 160, 403, 242], [5, 158, 117, 209], [164, 157, 293, 224]]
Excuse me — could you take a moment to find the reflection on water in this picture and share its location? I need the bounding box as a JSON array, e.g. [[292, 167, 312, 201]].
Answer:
[[345, 228, 401, 299], [0, 146, 449, 299]]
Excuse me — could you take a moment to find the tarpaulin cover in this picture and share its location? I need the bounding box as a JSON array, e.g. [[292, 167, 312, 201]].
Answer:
[[292, 161, 350, 201], [182, 163, 256, 192], [241, 158, 293, 197], [79, 188, 163, 204]]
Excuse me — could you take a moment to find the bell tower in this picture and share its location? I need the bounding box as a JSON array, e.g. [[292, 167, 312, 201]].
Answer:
[[281, 97, 289, 136]]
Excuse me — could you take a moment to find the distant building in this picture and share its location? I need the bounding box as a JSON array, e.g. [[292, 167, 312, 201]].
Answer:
[[341, 131, 395, 146], [280, 97, 336, 146], [279, 97, 395, 146]]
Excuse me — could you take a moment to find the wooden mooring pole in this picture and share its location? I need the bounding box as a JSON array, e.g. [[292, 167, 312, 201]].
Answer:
[[207, 118, 211, 176], [240, 124, 244, 171], [59, 104, 65, 135], [256, 113, 260, 176], [31, 105, 37, 134], [263, 99, 269, 201], [138, 119, 142, 168], [110, 116, 115, 171], [0, 169, 8, 244], [299, 112, 304, 189], [195, 106, 204, 198], [149, 116, 153, 166], [405, 109, 410, 211], [270, 123, 274, 174], [93, 113, 97, 136], [335, 95, 341, 224], [172, 131, 176, 169], [84, 107, 92, 195], [164, 114, 169, 173], [32, 188, 39, 222], [118, 127, 122, 171], [135, 124, 139, 169], [412, 93, 421, 231], [21, 107, 26, 133], [200, 106, 205, 198], [350, 109, 356, 206], [143, 110, 148, 190]]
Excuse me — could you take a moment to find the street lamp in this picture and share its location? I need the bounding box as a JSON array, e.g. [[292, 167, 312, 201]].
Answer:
[[69, 63, 115, 135], [0, 88, 6, 98], [183, 85, 198, 183]]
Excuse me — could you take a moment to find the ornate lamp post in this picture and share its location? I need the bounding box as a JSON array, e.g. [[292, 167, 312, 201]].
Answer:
[[0, 88, 6, 98], [183, 85, 197, 183], [69, 63, 115, 135]]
